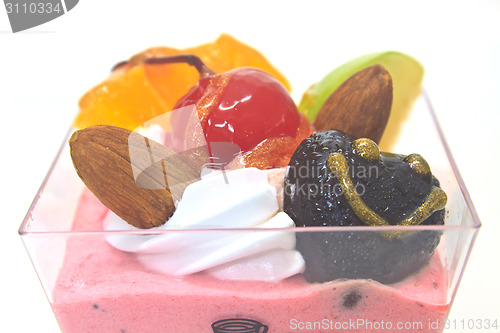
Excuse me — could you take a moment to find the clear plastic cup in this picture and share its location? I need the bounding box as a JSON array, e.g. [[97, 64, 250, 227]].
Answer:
[[19, 93, 481, 332]]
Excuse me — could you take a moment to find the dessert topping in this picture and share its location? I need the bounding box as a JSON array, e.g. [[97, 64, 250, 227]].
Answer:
[[403, 153, 432, 182], [298, 51, 424, 151], [313, 65, 392, 144], [144, 54, 309, 168], [69, 125, 199, 229], [74, 34, 290, 130], [104, 168, 305, 281], [284, 130, 446, 283], [326, 150, 447, 229]]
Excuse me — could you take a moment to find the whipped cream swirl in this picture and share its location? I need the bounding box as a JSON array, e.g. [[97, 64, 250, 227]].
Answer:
[[104, 167, 305, 281]]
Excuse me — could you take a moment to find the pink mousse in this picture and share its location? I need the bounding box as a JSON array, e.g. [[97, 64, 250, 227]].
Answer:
[[51, 190, 449, 332]]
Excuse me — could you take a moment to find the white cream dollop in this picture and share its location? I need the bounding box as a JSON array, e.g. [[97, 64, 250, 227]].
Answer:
[[104, 167, 304, 281]]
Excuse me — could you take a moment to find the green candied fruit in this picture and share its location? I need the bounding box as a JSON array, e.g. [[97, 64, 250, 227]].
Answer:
[[298, 51, 424, 151]]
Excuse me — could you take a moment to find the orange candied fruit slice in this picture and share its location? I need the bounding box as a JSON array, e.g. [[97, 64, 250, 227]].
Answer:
[[75, 66, 169, 130], [242, 114, 313, 169], [184, 34, 290, 91], [74, 34, 291, 130]]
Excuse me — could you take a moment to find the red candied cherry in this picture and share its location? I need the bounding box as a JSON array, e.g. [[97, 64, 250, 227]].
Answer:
[[145, 55, 302, 153]]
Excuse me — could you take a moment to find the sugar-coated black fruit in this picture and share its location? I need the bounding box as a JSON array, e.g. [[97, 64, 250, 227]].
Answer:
[[284, 130, 445, 284]]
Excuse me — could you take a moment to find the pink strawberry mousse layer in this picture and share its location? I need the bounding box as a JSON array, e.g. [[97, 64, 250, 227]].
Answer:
[[51, 189, 449, 333]]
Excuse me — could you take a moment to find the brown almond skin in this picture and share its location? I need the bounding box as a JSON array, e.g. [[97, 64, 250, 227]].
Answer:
[[313, 65, 393, 144], [69, 125, 199, 229]]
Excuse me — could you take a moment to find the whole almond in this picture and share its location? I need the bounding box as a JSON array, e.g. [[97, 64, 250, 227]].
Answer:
[[69, 125, 200, 229], [313, 65, 393, 143]]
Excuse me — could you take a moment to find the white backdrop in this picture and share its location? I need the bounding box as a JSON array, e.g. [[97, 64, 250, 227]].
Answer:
[[1, 1, 499, 332]]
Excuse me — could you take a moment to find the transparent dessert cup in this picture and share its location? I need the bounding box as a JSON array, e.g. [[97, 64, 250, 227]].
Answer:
[[19, 93, 481, 333]]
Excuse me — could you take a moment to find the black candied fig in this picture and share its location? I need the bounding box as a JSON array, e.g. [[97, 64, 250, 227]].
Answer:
[[284, 130, 447, 284]]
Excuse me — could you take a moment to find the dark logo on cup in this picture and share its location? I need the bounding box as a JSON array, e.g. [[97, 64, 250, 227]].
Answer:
[[212, 318, 268, 333], [4, 0, 79, 33]]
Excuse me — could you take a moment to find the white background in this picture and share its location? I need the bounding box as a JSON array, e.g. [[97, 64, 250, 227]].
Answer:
[[1, 1, 499, 332]]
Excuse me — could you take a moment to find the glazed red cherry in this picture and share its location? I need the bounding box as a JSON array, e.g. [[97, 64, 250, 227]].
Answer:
[[146, 55, 301, 153]]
